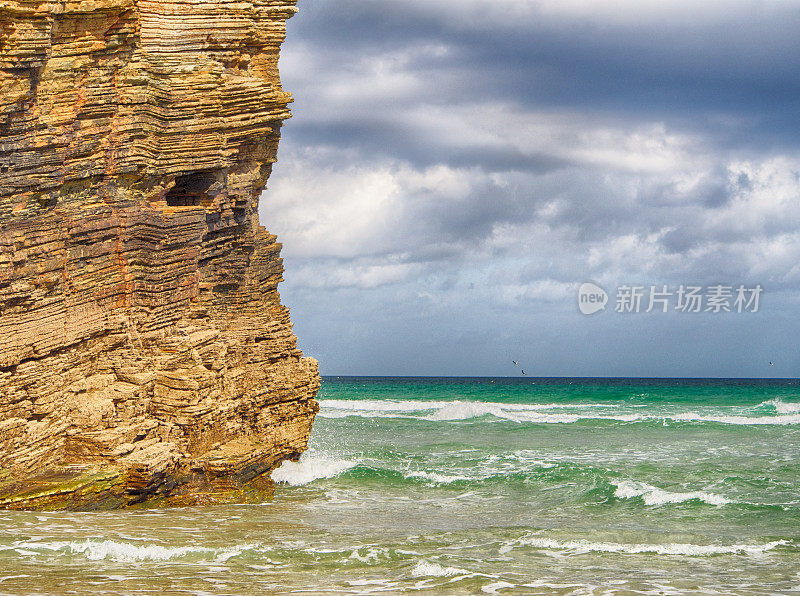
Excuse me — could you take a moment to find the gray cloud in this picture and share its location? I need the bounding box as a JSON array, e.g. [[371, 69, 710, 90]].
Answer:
[[260, 0, 800, 376], [285, 0, 800, 145]]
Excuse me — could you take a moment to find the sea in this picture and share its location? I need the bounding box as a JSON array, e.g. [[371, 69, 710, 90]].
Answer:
[[1, 376, 799, 595]]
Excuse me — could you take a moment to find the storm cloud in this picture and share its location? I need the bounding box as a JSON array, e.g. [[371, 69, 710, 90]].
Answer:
[[259, 0, 800, 376]]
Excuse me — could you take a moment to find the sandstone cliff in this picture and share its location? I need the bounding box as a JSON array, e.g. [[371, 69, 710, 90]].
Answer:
[[0, 0, 319, 508]]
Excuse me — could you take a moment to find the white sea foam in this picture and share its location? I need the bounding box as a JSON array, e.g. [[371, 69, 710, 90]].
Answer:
[[320, 399, 612, 413], [422, 401, 640, 424], [347, 579, 395, 588], [348, 547, 393, 564], [500, 536, 788, 556], [508, 452, 557, 468], [426, 402, 505, 421], [405, 471, 472, 484], [613, 480, 732, 506], [482, 581, 515, 593], [446, 405, 648, 424], [671, 412, 800, 425], [510, 411, 642, 424], [759, 399, 800, 414], [319, 398, 800, 426], [7, 540, 251, 562], [320, 399, 447, 414], [318, 399, 630, 424], [410, 560, 471, 577], [271, 451, 357, 486]]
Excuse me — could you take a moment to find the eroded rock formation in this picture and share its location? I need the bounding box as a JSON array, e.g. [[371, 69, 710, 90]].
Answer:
[[0, 0, 319, 508]]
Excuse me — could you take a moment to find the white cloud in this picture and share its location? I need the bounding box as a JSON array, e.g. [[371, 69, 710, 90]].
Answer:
[[288, 260, 428, 290], [711, 157, 800, 236], [270, 0, 800, 375], [262, 154, 480, 260], [264, 141, 800, 294], [262, 159, 400, 258]]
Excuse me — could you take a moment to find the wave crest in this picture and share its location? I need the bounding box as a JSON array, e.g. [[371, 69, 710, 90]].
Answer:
[[404, 470, 472, 484], [3, 540, 251, 562], [759, 399, 800, 414], [613, 480, 731, 506], [271, 451, 357, 486], [317, 398, 800, 426], [500, 535, 788, 556], [411, 560, 471, 577]]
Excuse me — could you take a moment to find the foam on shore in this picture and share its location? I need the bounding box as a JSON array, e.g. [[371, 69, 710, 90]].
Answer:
[[499, 536, 788, 556], [1, 540, 254, 562]]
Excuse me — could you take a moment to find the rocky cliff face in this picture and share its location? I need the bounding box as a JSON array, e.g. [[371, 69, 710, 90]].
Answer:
[[0, 0, 319, 508]]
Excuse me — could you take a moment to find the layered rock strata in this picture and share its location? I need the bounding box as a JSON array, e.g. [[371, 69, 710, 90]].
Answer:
[[0, 0, 319, 509]]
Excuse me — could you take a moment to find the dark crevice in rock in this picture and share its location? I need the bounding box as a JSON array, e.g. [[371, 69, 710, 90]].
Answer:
[[165, 170, 222, 208]]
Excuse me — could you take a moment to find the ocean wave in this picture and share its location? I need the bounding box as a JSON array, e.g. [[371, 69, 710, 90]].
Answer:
[[1, 540, 253, 562], [499, 535, 789, 556], [481, 581, 516, 594], [318, 399, 800, 426], [319, 399, 640, 424], [424, 402, 641, 424], [671, 412, 800, 425], [271, 451, 358, 486], [410, 560, 472, 577], [270, 457, 564, 490], [404, 455, 558, 486], [425, 402, 506, 421], [319, 399, 447, 414], [612, 480, 732, 506], [404, 471, 473, 484], [316, 399, 617, 423], [3, 539, 426, 566], [319, 399, 613, 412], [506, 411, 640, 424], [758, 399, 800, 414], [506, 452, 557, 469]]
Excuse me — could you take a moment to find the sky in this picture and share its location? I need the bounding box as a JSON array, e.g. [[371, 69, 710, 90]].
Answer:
[[259, 0, 800, 377]]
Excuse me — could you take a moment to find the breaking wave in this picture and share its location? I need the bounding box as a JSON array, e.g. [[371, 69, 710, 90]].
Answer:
[[758, 399, 800, 414], [612, 480, 732, 506], [499, 535, 789, 556], [669, 412, 800, 425], [317, 399, 800, 425], [404, 471, 472, 484], [410, 560, 472, 578], [0, 540, 256, 562], [271, 451, 358, 486]]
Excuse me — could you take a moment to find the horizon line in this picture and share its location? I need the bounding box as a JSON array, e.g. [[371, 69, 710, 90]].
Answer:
[[319, 375, 799, 381]]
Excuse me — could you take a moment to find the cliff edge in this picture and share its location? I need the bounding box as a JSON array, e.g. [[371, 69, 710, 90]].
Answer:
[[0, 0, 319, 508]]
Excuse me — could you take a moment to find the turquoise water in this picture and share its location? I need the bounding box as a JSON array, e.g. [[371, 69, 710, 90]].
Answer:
[[1, 377, 800, 594]]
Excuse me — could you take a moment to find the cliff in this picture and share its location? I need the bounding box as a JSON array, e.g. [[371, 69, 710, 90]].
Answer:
[[0, 0, 319, 508]]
